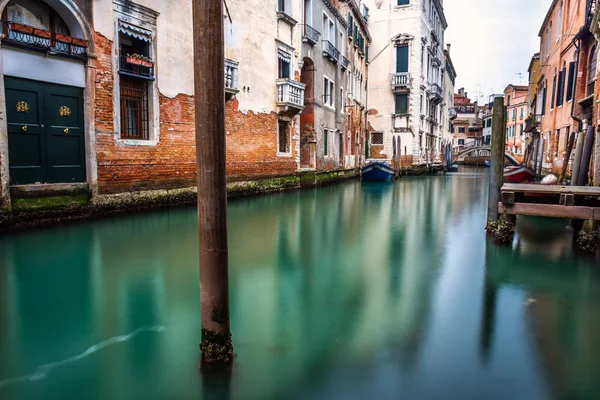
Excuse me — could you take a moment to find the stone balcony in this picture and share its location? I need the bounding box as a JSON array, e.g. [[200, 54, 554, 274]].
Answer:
[[276, 78, 305, 116], [302, 24, 320, 46], [224, 58, 239, 100], [391, 72, 410, 91], [429, 83, 442, 103]]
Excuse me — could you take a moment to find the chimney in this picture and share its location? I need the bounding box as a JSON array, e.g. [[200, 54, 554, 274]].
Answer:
[[447, 43, 451, 53]]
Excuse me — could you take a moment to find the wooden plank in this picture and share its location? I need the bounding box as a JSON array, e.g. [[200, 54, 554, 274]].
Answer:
[[501, 183, 600, 196], [498, 202, 600, 220]]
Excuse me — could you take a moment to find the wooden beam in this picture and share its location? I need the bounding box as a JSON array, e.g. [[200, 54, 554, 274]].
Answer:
[[498, 202, 600, 220], [501, 183, 600, 196], [560, 193, 575, 206]]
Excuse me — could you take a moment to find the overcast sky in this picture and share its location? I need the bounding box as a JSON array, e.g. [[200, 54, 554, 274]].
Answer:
[[445, 0, 551, 104]]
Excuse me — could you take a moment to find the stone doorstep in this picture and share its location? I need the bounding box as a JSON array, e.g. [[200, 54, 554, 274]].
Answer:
[[10, 183, 90, 199]]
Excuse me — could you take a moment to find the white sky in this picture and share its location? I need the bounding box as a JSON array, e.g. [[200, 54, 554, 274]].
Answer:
[[445, 0, 551, 104]]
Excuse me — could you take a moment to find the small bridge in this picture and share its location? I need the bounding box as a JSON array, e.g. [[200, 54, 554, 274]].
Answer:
[[452, 146, 491, 164]]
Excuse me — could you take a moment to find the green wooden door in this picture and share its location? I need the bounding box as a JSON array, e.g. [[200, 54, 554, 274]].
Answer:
[[6, 77, 86, 185]]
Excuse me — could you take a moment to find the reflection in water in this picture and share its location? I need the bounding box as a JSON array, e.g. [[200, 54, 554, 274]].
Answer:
[[0, 168, 599, 399]]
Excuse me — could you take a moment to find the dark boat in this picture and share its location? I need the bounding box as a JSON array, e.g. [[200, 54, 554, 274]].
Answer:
[[447, 164, 459, 172], [361, 161, 395, 182]]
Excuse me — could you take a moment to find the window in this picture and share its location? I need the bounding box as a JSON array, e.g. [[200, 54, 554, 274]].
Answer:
[[557, 2, 563, 41], [397, 0, 409, 5], [551, 72, 556, 109], [371, 132, 384, 145], [278, 0, 291, 14], [323, 76, 334, 108], [278, 51, 291, 79], [520, 124, 524, 136], [119, 31, 152, 140], [566, 61, 575, 101], [322, 13, 334, 42], [278, 120, 290, 153], [512, 109, 516, 120], [395, 94, 408, 114], [520, 107, 524, 119], [458, 127, 465, 133], [588, 45, 597, 96], [541, 82, 547, 115], [324, 129, 329, 155], [507, 96, 510, 106], [556, 65, 565, 107], [396, 45, 409, 73], [458, 139, 465, 145]]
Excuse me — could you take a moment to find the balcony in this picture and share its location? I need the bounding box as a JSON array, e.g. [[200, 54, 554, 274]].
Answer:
[[276, 78, 305, 115], [429, 83, 442, 103], [341, 55, 350, 71], [119, 55, 154, 80], [391, 72, 410, 91], [2, 21, 88, 59], [322, 40, 340, 63], [302, 24, 320, 46], [449, 107, 457, 120], [224, 58, 239, 100]]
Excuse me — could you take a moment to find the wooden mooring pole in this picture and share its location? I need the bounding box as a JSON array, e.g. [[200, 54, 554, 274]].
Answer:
[[193, 0, 233, 365], [487, 97, 506, 223]]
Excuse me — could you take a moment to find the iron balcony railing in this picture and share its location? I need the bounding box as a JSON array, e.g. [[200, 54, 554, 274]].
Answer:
[[276, 78, 305, 109], [119, 55, 155, 80], [449, 107, 458, 120], [322, 40, 340, 63], [1, 20, 87, 59], [429, 83, 442, 98], [391, 72, 410, 90], [341, 55, 350, 70], [224, 58, 239, 95], [302, 24, 320, 46]]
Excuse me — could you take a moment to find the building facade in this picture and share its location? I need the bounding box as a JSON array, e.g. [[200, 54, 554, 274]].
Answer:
[[452, 88, 480, 149], [504, 85, 528, 156], [366, 0, 448, 167], [443, 43, 457, 145], [536, 0, 586, 173], [0, 0, 370, 210]]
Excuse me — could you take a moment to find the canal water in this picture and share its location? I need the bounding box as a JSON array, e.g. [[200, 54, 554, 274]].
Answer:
[[1, 169, 600, 399]]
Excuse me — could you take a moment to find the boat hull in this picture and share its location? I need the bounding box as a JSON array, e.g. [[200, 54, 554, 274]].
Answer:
[[504, 166, 536, 183], [361, 162, 395, 182]]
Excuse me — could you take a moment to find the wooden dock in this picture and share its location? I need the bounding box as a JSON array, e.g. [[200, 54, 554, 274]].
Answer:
[[498, 183, 600, 220]]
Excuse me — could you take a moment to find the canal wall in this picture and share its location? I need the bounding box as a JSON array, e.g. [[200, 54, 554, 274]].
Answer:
[[0, 169, 359, 232]]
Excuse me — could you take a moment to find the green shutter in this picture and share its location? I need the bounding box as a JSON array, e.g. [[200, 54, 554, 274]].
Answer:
[[395, 94, 408, 114], [396, 45, 408, 73]]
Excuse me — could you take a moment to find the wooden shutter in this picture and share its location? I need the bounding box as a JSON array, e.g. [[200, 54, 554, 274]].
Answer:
[[566, 62, 575, 101], [396, 45, 408, 73]]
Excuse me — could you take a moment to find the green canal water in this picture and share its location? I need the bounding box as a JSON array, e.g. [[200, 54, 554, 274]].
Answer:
[[1, 169, 600, 399]]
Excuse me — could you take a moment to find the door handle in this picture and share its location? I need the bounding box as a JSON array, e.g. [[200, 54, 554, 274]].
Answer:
[[64, 128, 69, 134], [21, 125, 27, 132]]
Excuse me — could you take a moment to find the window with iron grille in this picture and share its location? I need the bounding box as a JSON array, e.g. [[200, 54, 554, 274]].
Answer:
[[120, 76, 150, 140], [278, 120, 289, 153], [371, 132, 383, 145]]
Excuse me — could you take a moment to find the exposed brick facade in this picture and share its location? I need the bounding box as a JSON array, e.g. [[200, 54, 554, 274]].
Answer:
[[94, 33, 297, 195]]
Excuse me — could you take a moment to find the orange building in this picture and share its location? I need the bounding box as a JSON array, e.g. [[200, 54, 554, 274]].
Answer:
[[536, 0, 586, 172], [504, 85, 529, 156]]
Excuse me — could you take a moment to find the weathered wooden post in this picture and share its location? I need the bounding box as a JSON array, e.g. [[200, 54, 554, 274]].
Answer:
[[487, 97, 506, 223], [572, 120, 587, 186], [559, 130, 576, 184], [192, 0, 233, 365]]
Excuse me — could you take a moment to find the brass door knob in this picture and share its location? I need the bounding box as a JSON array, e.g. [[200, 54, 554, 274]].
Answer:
[[21, 125, 27, 132], [64, 128, 69, 134]]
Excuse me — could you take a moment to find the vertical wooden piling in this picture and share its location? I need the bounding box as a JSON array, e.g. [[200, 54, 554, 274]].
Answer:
[[572, 120, 587, 186], [559, 130, 576, 184], [537, 138, 545, 180], [193, 0, 233, 364], [487, 97, 506, 223]]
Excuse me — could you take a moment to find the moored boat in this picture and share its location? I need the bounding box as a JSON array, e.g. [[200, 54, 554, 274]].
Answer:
[[504, 165, 536, 183], [361, 161, 395, 182]]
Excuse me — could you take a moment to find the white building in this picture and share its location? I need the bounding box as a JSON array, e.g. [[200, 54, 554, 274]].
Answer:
[[365, 0, 448, 166], [442, 43, 456, 145]]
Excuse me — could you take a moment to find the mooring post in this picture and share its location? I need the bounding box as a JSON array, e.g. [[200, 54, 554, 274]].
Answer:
[[559, 130, 576, 184], [572, 120, 587, 186], [533, 137, 539, 174], [537, 138, 545, 180], [192, 0, 233, 365], [487, 97, 506, 223]]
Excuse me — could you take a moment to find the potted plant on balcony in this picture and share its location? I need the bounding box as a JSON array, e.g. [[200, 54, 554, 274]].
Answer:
[[125, 53, 153, 68]]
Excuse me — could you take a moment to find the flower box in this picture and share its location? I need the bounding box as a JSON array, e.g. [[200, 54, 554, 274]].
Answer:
[[126, 56, 153, 68]]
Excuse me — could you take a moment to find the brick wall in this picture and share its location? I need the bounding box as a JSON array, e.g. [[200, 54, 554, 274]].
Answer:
[[94, 33, 297, 195]]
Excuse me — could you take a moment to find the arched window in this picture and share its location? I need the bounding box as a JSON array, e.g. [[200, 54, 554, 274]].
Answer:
[[588, 45, 597, 96], [2, 0, 87, 57]]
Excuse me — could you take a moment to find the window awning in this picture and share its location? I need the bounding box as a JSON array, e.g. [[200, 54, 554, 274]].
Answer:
[[119, 21, 152, 43], [278, 48, 291, 62]]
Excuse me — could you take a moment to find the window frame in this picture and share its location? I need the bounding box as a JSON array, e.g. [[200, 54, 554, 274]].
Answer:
[[277, 119, 291, 155], [113, 13, 159, 146]]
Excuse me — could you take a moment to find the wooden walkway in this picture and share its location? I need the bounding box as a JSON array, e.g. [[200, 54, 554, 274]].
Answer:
[[498, 183, 600, 220]]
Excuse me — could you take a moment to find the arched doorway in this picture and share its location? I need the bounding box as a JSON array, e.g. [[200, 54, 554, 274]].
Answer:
[[300, 57, 316, 169], [0, 0, 94, 190]]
